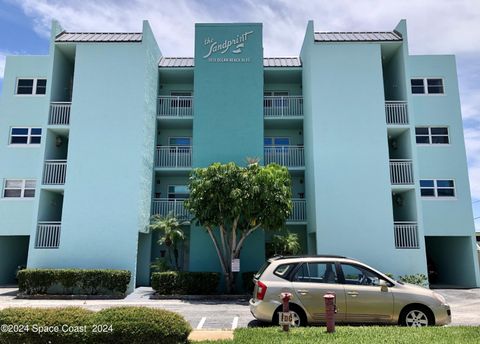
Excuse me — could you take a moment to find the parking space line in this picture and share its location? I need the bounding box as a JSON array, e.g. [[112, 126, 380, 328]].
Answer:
[[232, 316, 239, 330], [196, 317, 206, 329]]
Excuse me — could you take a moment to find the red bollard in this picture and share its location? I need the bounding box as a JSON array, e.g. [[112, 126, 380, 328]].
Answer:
[[280, 292, 292, 332], [324, 293, 336, 333]]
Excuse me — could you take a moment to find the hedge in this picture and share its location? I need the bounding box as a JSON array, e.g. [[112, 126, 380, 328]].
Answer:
[[0, 307, 191, 344], [242, 271, 256, 294], [17, 269, 131, 296], [151, 271, 220, 295]]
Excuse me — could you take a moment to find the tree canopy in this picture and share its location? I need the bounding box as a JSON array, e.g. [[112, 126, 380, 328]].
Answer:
[[185, 162, 292, 292]]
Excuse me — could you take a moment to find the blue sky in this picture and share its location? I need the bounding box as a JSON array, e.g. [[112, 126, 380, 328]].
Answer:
[[0, 0, 479, 229]]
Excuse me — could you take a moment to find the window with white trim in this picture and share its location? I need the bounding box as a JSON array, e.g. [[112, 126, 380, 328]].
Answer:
[[415, 127, 449, 144], [168, 137, 191, 146], [168, 185, 189, 199], [16, 78, 47, 95], [420, 179, 455, 198], [264, 137, 290, 146], [3, 179, 36, 198], [410, 78, 444, 95], [264, 91, 289, 108], [170, 91, 192, 108], [9, 127, 42, 145]]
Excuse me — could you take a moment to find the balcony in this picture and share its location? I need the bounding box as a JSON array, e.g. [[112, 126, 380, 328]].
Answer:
[[35, 222, 61, 249], [152, 199, 191, 220], [287, 199, 306, 223], [264, 146, 304, 168], [155, 146, 192, 169], [385, 101, 408, 125], [43, 160, 67, 185], [264, 96, 303, 118], [394, 222, 419, 249], [49, 102, 71, 125], [157, 96, 193, 117], [151, 198, 306, 223], [389, 159, 414, 185]]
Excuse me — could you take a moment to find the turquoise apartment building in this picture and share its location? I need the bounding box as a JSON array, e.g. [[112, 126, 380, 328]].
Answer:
[[0, 20, 479, 291]]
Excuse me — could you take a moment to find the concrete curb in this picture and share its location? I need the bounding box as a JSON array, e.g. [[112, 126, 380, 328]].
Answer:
[[16, 294, 126, 300], [189, 330, 234, 341], [150, 294, 250, 301]]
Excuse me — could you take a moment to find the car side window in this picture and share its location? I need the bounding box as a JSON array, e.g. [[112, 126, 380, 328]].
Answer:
[[293, 262, 338, 284], [341, 264, 383, 286]]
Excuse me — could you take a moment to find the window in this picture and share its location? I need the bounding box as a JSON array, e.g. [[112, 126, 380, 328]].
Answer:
[[410, 78, 444, 95], [264, 137, 290, 146], [415, 127, 449, 144], [3, 179, 36, 198], [16, 78, 47, 95], [340, 264, 385, 286], [264, 91, 289, 108], [169, 137, 191, 146], [170, 92, 192, 108], [9, 127, 42, 145], [292, 262, 338, 284], [168, 185, 189, 199], [420, 179, 455, 198]]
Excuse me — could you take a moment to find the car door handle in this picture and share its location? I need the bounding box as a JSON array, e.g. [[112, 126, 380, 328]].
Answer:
[[297, 289, 309, 295], [347, 291, 359, 297]]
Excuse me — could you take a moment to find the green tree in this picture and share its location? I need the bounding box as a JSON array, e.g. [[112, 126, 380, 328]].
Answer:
[[185, 162, 292, 293], [149, 214, 185, 270], [271, 231, 301, 256]]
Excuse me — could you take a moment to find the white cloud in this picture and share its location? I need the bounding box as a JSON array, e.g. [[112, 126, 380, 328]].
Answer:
[[6, 0, 480, 208]]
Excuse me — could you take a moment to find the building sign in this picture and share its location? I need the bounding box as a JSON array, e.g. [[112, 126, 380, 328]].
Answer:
[[203, 31, 254, 63], [231, 258, 240, 272]]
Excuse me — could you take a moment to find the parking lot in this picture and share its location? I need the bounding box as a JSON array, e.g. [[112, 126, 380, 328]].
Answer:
[[0, 287, 479, 329]]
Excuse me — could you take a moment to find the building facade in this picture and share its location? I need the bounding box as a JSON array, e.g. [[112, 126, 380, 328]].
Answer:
[[0, 20, 478, 290]]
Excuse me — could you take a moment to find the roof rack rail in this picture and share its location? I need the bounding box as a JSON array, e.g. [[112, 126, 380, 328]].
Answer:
[[269, 254, 349, 260]]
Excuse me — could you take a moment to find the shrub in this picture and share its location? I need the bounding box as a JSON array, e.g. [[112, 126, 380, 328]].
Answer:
[[17, 269, 131, 296], [151, 271, 219, 295], [0, 307, 93, 344], [0, 307, 191, 344], [92, 307, 191, 344], [399, 273, 429, 287]]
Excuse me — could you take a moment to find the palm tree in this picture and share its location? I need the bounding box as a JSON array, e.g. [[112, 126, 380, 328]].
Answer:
[[272, 231, 301, 256], [149, 213, 186, 270]]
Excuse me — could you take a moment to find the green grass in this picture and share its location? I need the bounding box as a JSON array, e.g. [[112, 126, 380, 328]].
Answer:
[[197, 326, 480, 344]]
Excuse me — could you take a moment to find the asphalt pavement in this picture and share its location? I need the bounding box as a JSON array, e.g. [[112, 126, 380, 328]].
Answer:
[[0, 286, 478, 329]]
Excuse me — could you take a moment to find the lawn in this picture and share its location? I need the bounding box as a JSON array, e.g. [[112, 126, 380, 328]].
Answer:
[[198, 326, 480, 344]]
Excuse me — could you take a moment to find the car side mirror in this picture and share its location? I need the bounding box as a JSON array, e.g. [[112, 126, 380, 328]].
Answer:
[[379, 280, 389, 292]]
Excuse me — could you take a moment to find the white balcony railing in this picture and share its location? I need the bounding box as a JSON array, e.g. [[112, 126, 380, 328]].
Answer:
[[155, 146, 192, 168], [35, 222, 61, 248], [385, 101, 408, 125], [157, 96, 193, 117], [43, 160, 67, 185], [264, 96, 303, 117], [389, 159, 414, 185], [49, 102, 71, 125], [151, 198, 306, 223], [264, 146, 304, 167], [394, 222, 419, 249], [152, 199, 191, 220], [288, 199, 306, 223]]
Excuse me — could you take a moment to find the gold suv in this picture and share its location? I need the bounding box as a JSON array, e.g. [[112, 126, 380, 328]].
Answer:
[[249, 255, 451, 327]]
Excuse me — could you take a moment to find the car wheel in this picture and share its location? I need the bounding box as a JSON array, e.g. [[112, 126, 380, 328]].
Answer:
[[400, 306, 434, 327], [273, 304, 307, 327]]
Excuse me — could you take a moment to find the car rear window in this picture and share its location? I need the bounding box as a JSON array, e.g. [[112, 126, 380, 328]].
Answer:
[[254, 261, 271, 279], [274, 264, 295, 279]]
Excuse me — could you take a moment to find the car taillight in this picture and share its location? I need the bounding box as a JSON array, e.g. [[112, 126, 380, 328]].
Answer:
[[256, 281, 267, 300]]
